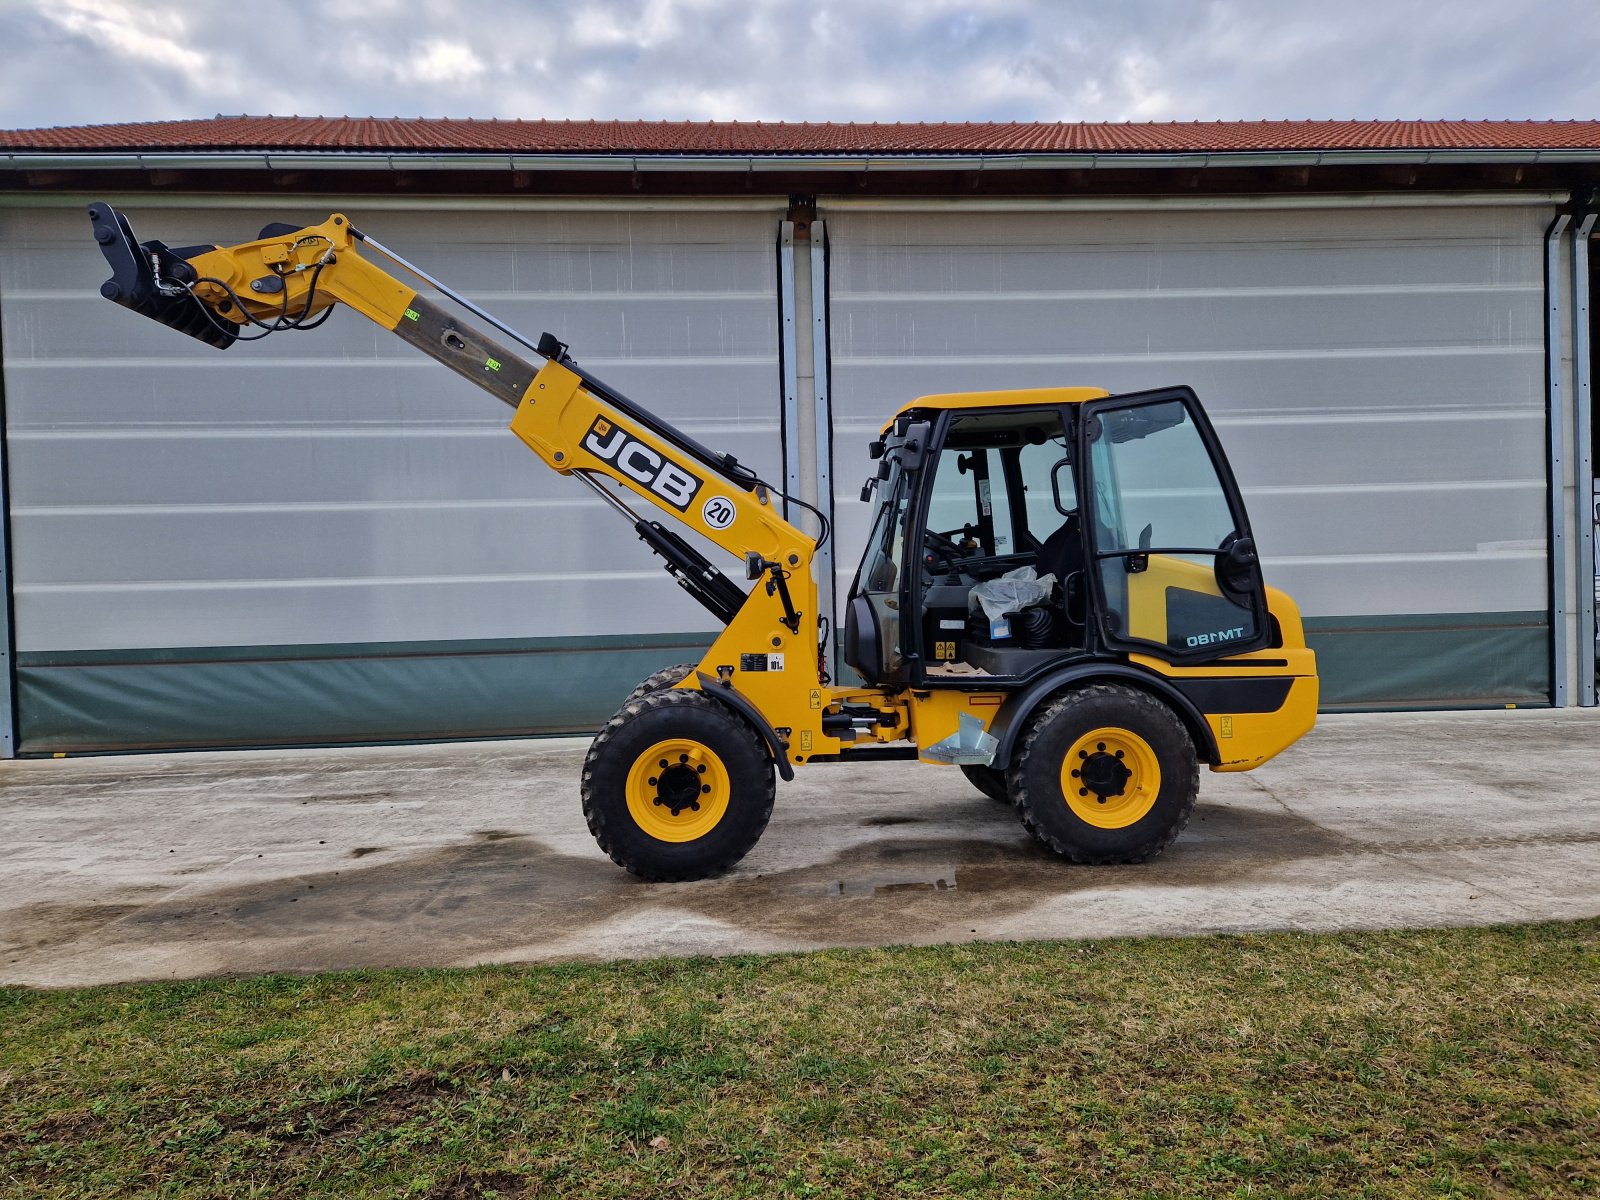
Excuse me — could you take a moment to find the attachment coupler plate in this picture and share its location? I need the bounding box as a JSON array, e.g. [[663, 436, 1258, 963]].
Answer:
[[87, 202, 234, 350]]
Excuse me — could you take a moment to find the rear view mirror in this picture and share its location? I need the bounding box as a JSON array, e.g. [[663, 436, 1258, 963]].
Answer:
[[893, 421, 932, 473]]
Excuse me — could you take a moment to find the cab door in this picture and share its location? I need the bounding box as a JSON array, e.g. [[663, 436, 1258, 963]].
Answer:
[[1079, 387, 1272, 661], [843, 420, 931, 685]]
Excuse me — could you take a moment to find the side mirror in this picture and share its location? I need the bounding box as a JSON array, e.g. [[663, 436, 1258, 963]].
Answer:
[[1126, 523, 1153, 575], [894, 421, 932, 473], [1216, 534, 1258, 594]]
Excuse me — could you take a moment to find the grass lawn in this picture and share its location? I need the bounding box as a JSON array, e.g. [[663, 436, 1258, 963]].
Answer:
[[2, 920, 1596, 1198]]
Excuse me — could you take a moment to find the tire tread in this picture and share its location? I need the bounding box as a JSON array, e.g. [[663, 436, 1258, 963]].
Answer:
[[1008, 682, 1198, 865], [619, 662, 699, 708], [581, 688, 775, 882]]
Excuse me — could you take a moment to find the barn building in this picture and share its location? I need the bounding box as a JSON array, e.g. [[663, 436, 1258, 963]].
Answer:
[[0, 117, 1596, 754]]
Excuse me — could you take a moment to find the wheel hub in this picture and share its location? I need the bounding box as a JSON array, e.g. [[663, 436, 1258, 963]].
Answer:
[[650, 758, 708, 816], [1076, 747, 1132, 801]]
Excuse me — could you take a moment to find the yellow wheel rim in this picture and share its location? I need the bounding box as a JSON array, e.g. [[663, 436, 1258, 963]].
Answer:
[[1060, 727, 1161, 829], [625, 738, 731, 843]]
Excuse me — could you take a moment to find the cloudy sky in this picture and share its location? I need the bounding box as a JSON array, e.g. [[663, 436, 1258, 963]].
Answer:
[[1, 0, 1597, 131]]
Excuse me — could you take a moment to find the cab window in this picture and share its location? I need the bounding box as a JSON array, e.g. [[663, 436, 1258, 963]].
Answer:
[[915, 409, 1087, 677], [922, 438, 1014, 560], [1084, 395, 1269, 659]]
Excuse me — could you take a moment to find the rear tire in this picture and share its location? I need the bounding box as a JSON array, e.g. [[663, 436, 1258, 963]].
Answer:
[[620, 662, 698, 708], [1009, 683, 1198, 864], [582, 688, 775, 881], [960, 764, 1010, 803]]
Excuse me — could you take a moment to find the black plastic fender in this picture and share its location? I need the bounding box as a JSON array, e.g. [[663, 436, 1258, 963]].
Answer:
[[986, 661, 1221, 770], [694, 672, 796, 782]]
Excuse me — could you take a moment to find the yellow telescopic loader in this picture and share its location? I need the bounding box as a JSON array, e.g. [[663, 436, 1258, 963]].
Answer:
[[89, 204, 1317, 880]]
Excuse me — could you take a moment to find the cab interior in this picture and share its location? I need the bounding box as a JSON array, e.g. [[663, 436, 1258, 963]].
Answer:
[[912, 406, 1093, 682]]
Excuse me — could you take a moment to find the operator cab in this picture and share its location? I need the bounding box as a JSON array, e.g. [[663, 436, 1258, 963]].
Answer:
[[844, 386, 1273, 687]]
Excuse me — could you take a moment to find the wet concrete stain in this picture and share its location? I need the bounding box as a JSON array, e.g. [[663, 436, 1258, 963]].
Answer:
[[0, 801, 1381, 977], [1, 886, 174, 957], [10, 713, 1600, 984]]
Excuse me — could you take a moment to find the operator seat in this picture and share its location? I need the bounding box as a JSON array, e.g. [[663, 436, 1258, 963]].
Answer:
[[1037, 511, 1082, 582], [1036, 511, 1087, 639]]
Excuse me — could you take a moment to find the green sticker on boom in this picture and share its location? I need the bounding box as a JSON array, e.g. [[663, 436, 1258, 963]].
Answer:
[[485, 357, 502, 372], [403, 308, 420, 322]]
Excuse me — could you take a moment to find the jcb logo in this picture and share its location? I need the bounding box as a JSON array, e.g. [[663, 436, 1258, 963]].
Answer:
[[583, 417, 703, 511]]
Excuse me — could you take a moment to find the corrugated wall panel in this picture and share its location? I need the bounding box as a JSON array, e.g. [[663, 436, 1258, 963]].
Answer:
[[824, 202, 1552, 707], [0, 203, 783, 748]]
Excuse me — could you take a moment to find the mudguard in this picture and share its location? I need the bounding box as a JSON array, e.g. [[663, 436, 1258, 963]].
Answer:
[[694, 672, 797, 782], [986, 661, 1221, 769]]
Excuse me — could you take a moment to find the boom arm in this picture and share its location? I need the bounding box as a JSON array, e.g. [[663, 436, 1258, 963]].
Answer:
[[88, 202, 817, 631], [88, 204, 858, 765]]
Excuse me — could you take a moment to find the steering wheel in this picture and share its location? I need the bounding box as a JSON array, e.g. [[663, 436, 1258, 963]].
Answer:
[[923, 525, 973, 568]]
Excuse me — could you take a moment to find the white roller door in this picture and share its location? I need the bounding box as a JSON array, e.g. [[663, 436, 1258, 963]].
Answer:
[[822, 197, 1554, 705], [1, 200, 784, 653]]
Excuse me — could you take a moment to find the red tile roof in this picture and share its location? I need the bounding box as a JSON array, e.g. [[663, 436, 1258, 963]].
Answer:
[[2, 117, 1600, 156]]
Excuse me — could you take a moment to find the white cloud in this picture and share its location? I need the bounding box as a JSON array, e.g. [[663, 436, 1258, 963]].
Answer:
[[407, 39, 488, 87], [1, 0, 1598, 130], [42, 0, 199, 73]]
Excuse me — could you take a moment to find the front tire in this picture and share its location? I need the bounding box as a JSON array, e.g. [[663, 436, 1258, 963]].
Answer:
[[1009, 683, 1198, 864], [582, 688, 775, 881]]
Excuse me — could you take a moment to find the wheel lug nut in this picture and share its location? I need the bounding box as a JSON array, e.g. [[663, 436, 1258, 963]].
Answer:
[[648, 776, 658, 786], [701, 784, 711, 794]]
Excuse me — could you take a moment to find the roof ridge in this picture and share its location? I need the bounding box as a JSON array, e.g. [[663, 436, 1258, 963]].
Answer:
[[4, 115, 1600, 155]]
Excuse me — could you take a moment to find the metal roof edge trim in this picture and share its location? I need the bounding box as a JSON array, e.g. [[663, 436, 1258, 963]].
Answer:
[[0, 190, 1568, 217], [5, 148, 1600, 173], [0, 192, 790, 212], [817, 191, 1573, 212]]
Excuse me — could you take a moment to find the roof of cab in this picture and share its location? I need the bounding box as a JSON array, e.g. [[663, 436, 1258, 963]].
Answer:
[[884, 386, 1110, 431]]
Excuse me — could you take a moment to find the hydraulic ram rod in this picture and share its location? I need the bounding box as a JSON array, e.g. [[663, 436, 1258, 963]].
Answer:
[[354, 228, 548, 361]]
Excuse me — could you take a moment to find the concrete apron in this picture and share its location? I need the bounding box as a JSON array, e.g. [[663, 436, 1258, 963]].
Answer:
[[2, 709, 1598, 988]]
